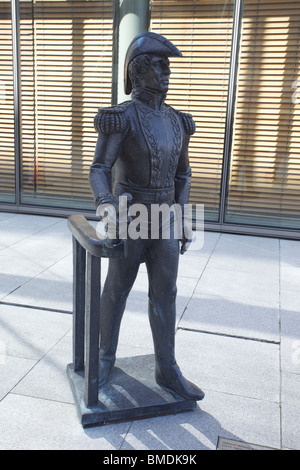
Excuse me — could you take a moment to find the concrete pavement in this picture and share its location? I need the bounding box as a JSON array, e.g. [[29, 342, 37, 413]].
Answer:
[[0, 211, 299, 450]]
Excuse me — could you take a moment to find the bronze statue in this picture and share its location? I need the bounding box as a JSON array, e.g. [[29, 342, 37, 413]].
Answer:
[[89, 32, 204, 401]]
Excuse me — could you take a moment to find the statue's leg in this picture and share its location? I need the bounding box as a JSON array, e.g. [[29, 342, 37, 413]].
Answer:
[[99, 238, 144, 385], [146, 237, 204, 401], [145, 236, 178, 367]]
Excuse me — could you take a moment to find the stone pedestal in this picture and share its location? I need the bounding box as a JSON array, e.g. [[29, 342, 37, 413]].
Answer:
[[67, 354, 197, 427]]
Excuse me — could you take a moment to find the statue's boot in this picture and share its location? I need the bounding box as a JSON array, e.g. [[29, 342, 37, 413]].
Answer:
[[98, 357, 115, 387], [148, 296, 204, 401], [155, 361, 205, 401]]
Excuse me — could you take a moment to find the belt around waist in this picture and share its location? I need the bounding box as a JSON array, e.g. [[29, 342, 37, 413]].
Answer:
[[115, 183, 175, 205]]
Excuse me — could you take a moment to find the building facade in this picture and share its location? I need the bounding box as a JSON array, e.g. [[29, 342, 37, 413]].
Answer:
[[1, 0, 300, 238]]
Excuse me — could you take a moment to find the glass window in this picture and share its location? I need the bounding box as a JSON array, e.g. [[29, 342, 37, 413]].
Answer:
[[226, 0, 300, 229], [150, 0, 234, 222], [0, 0, 15, 203], [19, 0, 114, 209]]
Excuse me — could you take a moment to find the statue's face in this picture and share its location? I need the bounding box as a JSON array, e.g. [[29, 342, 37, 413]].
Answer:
[[141, 55, 171, 93]]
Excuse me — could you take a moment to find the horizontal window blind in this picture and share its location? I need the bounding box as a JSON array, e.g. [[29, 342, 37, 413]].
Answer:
[[150, 0, 234, 221], [226, 0, 300, 228], [0, 0, 15, 203], [20, 0, 114, 209]]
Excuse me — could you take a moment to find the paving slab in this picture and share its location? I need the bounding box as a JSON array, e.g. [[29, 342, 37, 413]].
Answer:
[[280, 325, 300, 375], [280, 289, 300, 375], [0, 214, 62, 249], [177, 231, 220, 279], [281, 372, 300, 449], [7, 219, 71, 270], [120, 390, 281, 451], [0, 355, 37, 401], [280, 239, 300, 267], [281, 402, 300, 450], [179, 292, 280, 342], [0, 304, 71, 360], [280, 263, 300, 292], [174, 330, 280, 403], [0, 212, 16, 223], [206, 249, 280, 276], [0, 393, 131, 450], [195, 265, 279, 305], [4, 253, 73, 311], [214, 233, 280, 258], [12, 335, 74, 404], [178, 253, 212, 280], [0, 246, 50, 299], [0, 214, 299, 450]]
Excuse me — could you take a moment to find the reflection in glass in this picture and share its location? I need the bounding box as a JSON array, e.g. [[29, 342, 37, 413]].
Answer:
[[151, 0, 234, 222], [226, 0, 300, 229], [19, 0, 114, 209]]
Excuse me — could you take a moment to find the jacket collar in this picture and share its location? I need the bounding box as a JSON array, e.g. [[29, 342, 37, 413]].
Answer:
[[132, 87, 167, 111]]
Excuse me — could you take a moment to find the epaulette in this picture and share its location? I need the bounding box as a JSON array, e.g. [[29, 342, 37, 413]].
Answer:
[[175, 110, 196, 135], [94, 103, 129, 135]]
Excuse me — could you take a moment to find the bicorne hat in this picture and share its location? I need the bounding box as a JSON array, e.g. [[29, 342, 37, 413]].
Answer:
[[124, 32, 182, 95]]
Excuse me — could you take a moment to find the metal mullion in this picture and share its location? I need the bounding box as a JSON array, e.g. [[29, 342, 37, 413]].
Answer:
[[11, 0, 21, 206], [111, 0, 120, 106], [218, 0, 244, 224]]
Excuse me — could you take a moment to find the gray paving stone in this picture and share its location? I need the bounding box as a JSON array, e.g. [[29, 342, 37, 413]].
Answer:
[[174, 329, 280, 402], [0, 214, 62, 249], [0, 304, 71, 360], [280, 288, 300, 311], [196, 231, 221, 255], [12, 335, 74, 404], [180, 292, 280, 342], [195, 266, 279, 305], [280, 263, 300, 292], [207, 249, 280, 276], [281, 399, 300, 450], [5, 253, 73, 311], [8, 219, 72, 269], [0, 394, 131, 450], [281, 372, 300, 405], [120, 390, 281, 451], [280, 372, 300, 449], [0, 212, 16, 222], [0, 246, 48, 299], [177, 231, 220, 278], [281, 317, 300, 377], [0, 214, 299, 449], [0, 355, 37, 400], [280, 291, 300, 375], [280, 239, 300, 267], [215, 233, 279, 258], [178, 252, 211, 279]]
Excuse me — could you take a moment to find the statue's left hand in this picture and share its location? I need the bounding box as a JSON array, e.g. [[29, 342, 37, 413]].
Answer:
[[180, 225, 193, 254]]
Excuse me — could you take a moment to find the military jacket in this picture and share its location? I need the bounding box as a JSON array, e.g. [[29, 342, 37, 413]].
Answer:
[[89, 88, 195, 208]]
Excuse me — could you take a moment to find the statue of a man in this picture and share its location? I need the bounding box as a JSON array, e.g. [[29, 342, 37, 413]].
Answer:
[[89, 32, 204, 401]]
